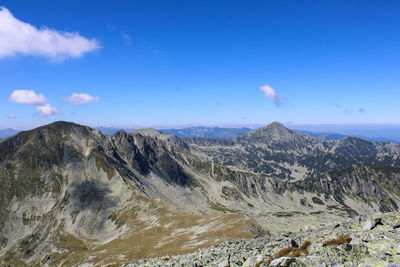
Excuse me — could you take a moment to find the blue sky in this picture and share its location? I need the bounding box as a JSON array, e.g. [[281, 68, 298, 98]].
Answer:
[[0, 0, 399, 129]]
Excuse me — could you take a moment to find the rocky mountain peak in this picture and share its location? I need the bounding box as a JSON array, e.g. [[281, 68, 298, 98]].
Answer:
[[266, 121, 286, 128], [23, 121, 98, 141], [235, 121, 313, 147], [0, 121, 97, 155], [38, 120, 92, 132], [256, 121, 290, 135], [130, 128, 163, 137], [237, 121, 288, 139]]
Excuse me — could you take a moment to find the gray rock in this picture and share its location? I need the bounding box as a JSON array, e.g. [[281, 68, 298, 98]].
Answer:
[[363, 219, 374, 231], [270, 257, 296, 267], [242, 254, 264, 267], [338, 243, 353, 252], [217, 260, 229, 267], [381, 243, 393, 251]]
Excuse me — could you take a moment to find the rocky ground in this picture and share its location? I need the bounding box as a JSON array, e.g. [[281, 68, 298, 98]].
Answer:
[[122, 212, 400, 267], [2, 122, 400, 265]]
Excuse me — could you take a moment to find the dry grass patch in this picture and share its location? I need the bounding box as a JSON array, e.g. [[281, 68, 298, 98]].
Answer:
[[323, 235, 351, 246], [265, 240, 311, 265], [51, 194, 255, 266]]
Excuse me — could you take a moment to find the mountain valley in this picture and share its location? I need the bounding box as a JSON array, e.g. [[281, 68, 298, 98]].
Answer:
[[1, 121, 400, 266]]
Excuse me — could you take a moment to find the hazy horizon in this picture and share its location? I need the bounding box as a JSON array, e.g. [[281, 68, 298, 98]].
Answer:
[[2, 120, 400, 130], [2, 120, 400, 141]]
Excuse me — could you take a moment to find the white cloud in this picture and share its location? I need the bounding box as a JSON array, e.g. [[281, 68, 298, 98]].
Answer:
[[0, 7, 100, 60], [65, 93, 100, 104], [36, 103, 61, 117], [7, 89, 61, 117], [259, 84, 281, 106], [6, 113, 16, 118], [8, 90, 47, 105]]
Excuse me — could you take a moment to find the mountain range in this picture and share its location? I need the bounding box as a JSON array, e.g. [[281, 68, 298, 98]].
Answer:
[[296, 129, 400, 144], [160, 126, 400, 143], [1, 121, 400, 265], [2, 125, 399, 144], [0, 128, 20, 139], [160, 126, 253, 139]]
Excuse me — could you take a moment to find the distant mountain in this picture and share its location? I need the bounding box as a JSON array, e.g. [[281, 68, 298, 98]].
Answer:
[[0, 128, 20, 138], [338, 127, 400, 143], [296, 129, 400, 144], [186, 121, 400, 179], [365, 136, 400, 143], [296, 130, 348, 140], [2, 125, 399, 144], [93, 125, 400, 144], [160, 126, 253, 139], [95, 126, 136, 135]]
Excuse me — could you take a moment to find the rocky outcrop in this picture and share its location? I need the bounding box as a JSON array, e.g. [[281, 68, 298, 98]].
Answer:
[[124, 212, 400, 266]]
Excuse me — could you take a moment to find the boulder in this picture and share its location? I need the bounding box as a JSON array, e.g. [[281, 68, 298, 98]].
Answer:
[[270, 257, 297, 267]]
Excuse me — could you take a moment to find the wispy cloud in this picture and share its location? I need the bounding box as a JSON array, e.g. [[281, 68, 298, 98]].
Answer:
[[36, 103, 61, 117], [107, 25, 133, 46], [0, 7, 100, 60], [121, 32, 132, 46], [259, 84, 281, 106], [7, 89, 61, 117], [6, 113, 16, 119], [107, 25, 164, 56], [8, 90, 47, 105], [64, 93, 100, 104], [335, 104, 366, 114]]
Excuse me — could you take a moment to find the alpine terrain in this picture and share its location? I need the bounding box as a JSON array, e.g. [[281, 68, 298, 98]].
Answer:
[[1, 121, 400, 266]]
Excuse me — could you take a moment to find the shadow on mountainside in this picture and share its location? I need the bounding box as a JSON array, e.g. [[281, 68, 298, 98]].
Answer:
[[69, 180, 116, 211], [69, 180, 119, 236]]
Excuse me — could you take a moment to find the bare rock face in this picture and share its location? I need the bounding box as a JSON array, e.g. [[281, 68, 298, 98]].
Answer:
[[1, 121, 400, 265]]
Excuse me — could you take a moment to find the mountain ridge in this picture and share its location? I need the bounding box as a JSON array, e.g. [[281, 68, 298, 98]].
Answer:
[[160, 126, 253, 139], [2, 123, 399, 144], [1, 120, 400, 265]]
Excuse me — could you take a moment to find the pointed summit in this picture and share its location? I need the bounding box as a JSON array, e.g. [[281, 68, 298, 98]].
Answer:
[[266, 121, 286, 128], [236, 121, 322, 152], [258, 121, 290, 134], [237, 121, 291, 141]]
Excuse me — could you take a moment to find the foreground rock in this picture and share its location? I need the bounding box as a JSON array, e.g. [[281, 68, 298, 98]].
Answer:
[[123, 212, 400, 266]]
